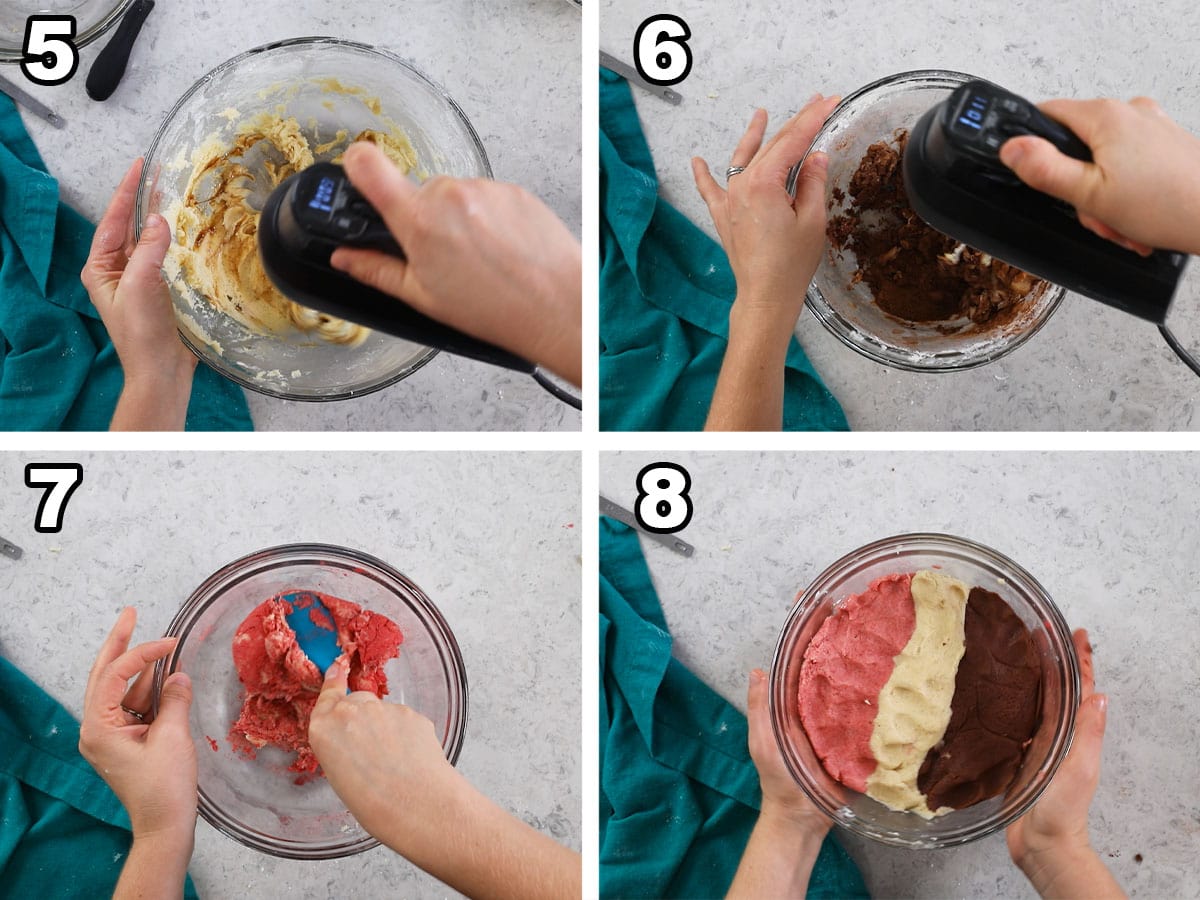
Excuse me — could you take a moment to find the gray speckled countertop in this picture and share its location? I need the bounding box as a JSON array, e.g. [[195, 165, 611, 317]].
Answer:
[[0, 451, 581, 898], [601, 0, 1200, 430], [8, 0, 581, 431], [601, 451, 1200, 898]]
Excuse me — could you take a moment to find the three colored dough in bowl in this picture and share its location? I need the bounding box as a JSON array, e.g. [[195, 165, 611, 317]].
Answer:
[[798, 570, 1042, 818]]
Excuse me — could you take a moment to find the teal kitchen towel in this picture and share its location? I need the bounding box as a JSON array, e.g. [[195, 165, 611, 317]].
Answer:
[[599, 517, 867, 898], [0, 655, 199, 898], [599, 69, 848, 432], [0, 93, 251, 431]]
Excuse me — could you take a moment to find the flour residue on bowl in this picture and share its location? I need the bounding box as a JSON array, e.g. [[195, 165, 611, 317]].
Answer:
[[162, 93, 419, 349]]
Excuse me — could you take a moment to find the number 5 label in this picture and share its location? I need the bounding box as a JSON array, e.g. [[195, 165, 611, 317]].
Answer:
[[22, 15, 79, 86], [635, 463, 693, 534], [634, 15, 693, 87], [25, 463, 83, 533]]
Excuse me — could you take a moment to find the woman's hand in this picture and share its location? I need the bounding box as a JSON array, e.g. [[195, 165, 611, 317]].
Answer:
[[1000, 98, 1200, 256], [307, 655, 461, 845], [727, 669, 830, 899], [81, 159, 195, 430], [309, 657, 580, 900], [745, 668, 829, 834], [693, 96, 840, 430], [79, 607, 196, 898], [1006, 629, 1124, 899], [330, 143, 582, 386], [693, 95, 839, 332]]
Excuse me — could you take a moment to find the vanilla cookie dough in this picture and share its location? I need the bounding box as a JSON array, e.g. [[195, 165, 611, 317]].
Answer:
[[165, 109, 419, 347], [865, 570, 968, 818]]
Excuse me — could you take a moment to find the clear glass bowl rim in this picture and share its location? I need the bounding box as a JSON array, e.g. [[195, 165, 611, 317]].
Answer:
[[768, 530, 1080, 848], [799, 69, 1066, 373], [0, 0, 134, 61], [152, 541, 469, 859], [134, 36, 494, 401]]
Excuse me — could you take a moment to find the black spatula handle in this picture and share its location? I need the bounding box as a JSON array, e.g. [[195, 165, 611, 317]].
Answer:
[[86, 0, 154, 101]]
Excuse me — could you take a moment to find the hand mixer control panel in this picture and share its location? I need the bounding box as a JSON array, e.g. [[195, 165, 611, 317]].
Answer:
[[288, 163, 404, 256], [943, 81, 1092, 169]]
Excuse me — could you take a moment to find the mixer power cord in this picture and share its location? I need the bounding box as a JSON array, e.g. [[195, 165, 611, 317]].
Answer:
[[1159, 324, 1200, 379], [534, 370, 582, 409]]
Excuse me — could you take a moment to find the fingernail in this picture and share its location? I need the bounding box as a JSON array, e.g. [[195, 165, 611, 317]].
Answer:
[[145, 214, 164, 233], [807, 92, 823, 104], [1096, 694, 1108, 714], [170, 672, 191, 688], [807, 152, 829, 174], [1000, 141, 1025, 167], [750, 669, 766, 683]]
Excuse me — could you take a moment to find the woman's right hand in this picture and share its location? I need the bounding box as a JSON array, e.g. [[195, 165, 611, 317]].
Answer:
[[330, 143, 582, 387], [307, 655, 463, 845], [309, 657, 581, 900], [1000, 97, 1200, 256]]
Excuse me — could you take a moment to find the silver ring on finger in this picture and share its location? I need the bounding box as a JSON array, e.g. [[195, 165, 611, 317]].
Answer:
[[724, 165, 747, 181], [120, 705, 146, 722]]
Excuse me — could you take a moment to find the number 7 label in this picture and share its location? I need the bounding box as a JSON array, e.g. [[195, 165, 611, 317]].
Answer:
[[25, 463, 83, 533]]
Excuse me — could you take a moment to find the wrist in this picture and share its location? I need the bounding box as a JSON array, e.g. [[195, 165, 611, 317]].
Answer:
[[1015, 837, 1095, 886], [729, 297, 799, 351], [759, 799, 832, 840], [371, 762, 472, 852], [525, 259, 583, 386], [114, 365, 195, 431], [130, 823, 195, 869]]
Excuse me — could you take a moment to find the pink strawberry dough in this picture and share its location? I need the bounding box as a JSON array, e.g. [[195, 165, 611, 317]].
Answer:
[[797, 572, 915, 791]]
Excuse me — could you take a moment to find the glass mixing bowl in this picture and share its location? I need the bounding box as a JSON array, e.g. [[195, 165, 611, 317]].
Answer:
[[153, 543, 468, 859], [0, 0, 133, 61], [801, 70, 1065, 371], [136, 37, 491, 400], [769, 532, 1078, 848]]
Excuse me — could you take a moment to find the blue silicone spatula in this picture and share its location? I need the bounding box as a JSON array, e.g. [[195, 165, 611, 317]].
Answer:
[[281, 591, 340, 675]]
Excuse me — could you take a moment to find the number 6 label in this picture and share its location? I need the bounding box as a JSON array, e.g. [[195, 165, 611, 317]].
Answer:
[[633, 15, 693, 87], [635, 463, 693, 534], [21, 15, 79, 86], [25, 463, 83, 533]]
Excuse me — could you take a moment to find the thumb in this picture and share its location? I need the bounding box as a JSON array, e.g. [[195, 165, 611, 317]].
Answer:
[[154, 671, 192, 730], [341, 141, 418, 245], [1066, 693, 1108, 789], [793, 151, 829, 225], [121, 214, 172, 297], [999, 136, 1097, 209], [746, 668, 772, 763], [313, 655, 350, 718]]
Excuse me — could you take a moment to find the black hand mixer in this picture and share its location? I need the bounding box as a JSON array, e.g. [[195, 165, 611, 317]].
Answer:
[[257, 163, 581, 407], [902, 79, 1196, 375]]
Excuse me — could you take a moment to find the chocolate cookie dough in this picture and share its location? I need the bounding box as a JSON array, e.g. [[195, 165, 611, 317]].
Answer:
[[918, 587, 1043, 810], [827, 132, 1045, 325]]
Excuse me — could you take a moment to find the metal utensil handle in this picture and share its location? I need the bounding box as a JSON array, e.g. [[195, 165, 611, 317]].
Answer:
[[0, 536, 23, 560], [600, 50, 682, 106], [600, 496, 694, 557], [0, 73, 65, 128]]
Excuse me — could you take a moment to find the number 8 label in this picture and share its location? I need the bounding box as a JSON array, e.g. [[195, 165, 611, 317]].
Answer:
[[635, 463, 693, 534]]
